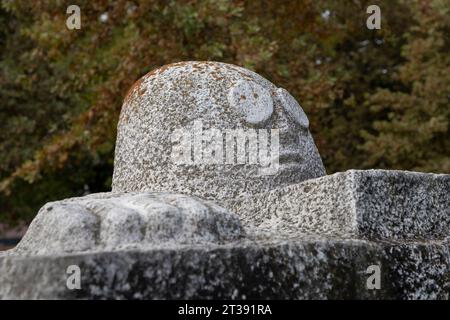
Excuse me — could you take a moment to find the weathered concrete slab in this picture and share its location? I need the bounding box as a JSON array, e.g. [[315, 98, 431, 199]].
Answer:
[[226, 170, 450, 241]]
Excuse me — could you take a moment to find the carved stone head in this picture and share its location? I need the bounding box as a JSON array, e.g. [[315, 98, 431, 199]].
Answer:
[[112, 61, 325, 201]]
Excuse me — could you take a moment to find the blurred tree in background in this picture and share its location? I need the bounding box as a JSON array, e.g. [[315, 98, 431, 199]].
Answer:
[[0, 0, 449, 225]]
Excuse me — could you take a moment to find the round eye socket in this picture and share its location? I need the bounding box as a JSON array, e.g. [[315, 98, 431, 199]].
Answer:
[[276, 88, 309, 128], [228, 80, 274, 125]]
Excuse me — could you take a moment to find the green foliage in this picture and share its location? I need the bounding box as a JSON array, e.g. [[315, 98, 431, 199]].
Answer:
[[0, 0, 448, 224], [361, 0, 450, 172]]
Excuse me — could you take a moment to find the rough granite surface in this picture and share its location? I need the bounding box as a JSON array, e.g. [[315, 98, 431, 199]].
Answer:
[[1, 61, 448, 300], [226, 169, 450, 241], [1, 169, 448, 299], [0, 237, 448, 299], [11, 192, 244, 256], [112, 61, 325, 201]]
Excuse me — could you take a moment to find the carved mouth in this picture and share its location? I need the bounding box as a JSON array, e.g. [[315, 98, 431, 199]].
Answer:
[[279, 151, 303, 164]]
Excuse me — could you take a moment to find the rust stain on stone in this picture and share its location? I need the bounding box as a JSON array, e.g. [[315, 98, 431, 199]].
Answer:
[[124, 77, 144, 105], [123, 61, 231, 112]]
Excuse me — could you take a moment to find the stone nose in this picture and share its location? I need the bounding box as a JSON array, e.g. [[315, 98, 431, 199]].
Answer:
[[277, 88, 309, 129], [270, 87, 310, 152], [271, 106, 300, 152]]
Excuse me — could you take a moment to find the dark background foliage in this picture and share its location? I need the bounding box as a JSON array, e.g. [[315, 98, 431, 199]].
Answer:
[[0, 0, 449, 225]]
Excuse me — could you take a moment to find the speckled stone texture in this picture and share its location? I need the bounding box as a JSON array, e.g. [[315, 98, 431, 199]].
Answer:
[[112, 61, 325, 201], [1, 169, 448, 299], [226, 169, 450, 241], [10, 192, 244, 256], [1, 61, 449, 300], [0, 238, 448, 299]]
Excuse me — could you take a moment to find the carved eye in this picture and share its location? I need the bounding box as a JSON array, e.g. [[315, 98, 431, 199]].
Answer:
[[276, 88, 309, 128], [228, 80, 274, 125]]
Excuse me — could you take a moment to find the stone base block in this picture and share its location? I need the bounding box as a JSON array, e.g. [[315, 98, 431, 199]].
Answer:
[[0, 237, 448, 299], [227, 170, 449, 241]]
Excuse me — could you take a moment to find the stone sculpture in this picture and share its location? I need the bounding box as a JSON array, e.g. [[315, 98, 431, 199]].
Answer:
[[0, 62, 448, 300], [13, 192, 244, 256], [112, 61, 326, 201]]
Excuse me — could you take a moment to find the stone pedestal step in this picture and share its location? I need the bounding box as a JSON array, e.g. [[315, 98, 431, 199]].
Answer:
[[226, 170, 450, 241], [1, 238, 448, 299]]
